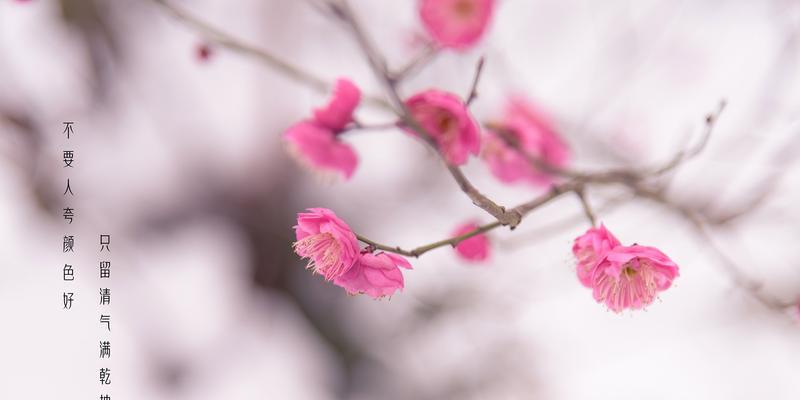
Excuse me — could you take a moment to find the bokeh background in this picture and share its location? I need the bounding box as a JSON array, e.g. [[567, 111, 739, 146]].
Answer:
[[1, 0, 799, 399]]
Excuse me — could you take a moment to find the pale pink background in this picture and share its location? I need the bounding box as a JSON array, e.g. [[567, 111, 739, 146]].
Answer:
[[1, 0, 799, 399]]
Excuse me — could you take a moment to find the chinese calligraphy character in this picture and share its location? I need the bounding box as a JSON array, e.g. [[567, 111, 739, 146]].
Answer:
[[63, 236, 74, 252], [63, 179, 74, 196], [100, 261, 111, 278], [100, 395, 110, 400], [63, 207, 74, 224], [100, 234, 110, 252], [63, 264, 74, 281], [62, 122, 74, 139], [100, 341, 111, 358], [99, 368, 111, 385], [99, 288, 111, 305], [63, 150, 74, 167], [100, 314, 111, 331], [63, 292, 74, 309]]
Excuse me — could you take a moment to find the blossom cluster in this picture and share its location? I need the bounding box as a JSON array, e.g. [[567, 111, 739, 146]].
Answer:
[[573, 225, 679, 312], [284, 0, 680, 311]]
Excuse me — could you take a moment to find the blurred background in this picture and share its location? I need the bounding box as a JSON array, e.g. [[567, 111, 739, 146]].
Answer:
[[1, 0, 799, 398]]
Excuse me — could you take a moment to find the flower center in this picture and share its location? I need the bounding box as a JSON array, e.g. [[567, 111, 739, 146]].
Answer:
[[293, 232, 345, 279], [594, 259, 659, 312], [453, 0, 475, 18], [437, 113, 456, 133]]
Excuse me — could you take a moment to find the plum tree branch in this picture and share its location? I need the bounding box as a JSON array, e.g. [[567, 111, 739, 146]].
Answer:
[[330, 0, 523, 227], [150, 0, 391, 109]]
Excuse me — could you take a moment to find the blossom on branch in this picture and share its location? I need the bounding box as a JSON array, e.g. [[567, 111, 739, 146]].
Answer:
[[573, 225, 679, 312], [419, 0, 495, 50], [452, 221, 491, 262], [293, 208, 360, 281], [572, 224, 620, 287], [284, 79, 361, 180], [334, 252, 412, 298], [404, 89, 481, 165], [482, 97, 570, 187], [313, 78, 361, 132]]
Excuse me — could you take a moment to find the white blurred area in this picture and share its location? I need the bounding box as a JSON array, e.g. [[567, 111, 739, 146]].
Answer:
[[1, 0, 800, 399]]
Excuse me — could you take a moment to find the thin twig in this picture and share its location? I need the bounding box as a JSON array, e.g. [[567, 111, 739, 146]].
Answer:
[[355, 180, 581, 257], [637, 188, 795, 312], [575, 188, 597, 227], [356, 221, 501, 258], [651, 100, 727, 176], [391, 41, 441, 82], [465, 57, 486, 106], [331, 0, 522, 227], [150, 0, 391, 109]]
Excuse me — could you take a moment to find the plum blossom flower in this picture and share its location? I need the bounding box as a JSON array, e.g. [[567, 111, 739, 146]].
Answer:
[[419, 0, 495, 50], [591, 245, 679, 312], [482, 97, 570, 187], [572, 224, 620, 287], [404, 89, 481, 165], [573, 224, 679, 312], [284, 78, 361, 180], [285, 122, 358, 179], [293, 208, 360, 281], [334, 252, 412, 298], [195, 43, 212, 62], [452, 222, 490, 262], [313, 78, 361, 132]]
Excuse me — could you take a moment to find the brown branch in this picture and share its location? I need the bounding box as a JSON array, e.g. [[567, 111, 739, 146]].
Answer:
[[331, 0, 522, 227], [356, 180, 582, 257], [651, 100, 727, 176], [391, 41, 441, 82], [356, 221, 501, 258], [635, 186, 796, 312], [498, 193, 633, 251], [150, 0, 391, 109], [575, 188, 597, 227], [465, 57, 486, 106]]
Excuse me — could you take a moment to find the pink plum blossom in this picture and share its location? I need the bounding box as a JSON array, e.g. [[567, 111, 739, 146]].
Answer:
[[572, 224, 621, 288], [452, 222, 490, 262], [293, 208, 360, 281], [284, 122, 358, 179], [334, 252, 412, 298], [573, 225, 680, 312], [313, 78, 361, 131], [590, 244, 679, 313], [404, 89, 481, 165], [482, 97, 570, 187], [419, 0, 495, 50], [284, 78, 361, 180], [196, 43, 212, 62]]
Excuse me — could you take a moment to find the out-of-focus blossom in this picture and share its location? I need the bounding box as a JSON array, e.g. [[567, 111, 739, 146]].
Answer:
[[293, 208, 361, 281], [313, 79, 361, 131], [572, 224, 620, 287], [483, 97, 570, 187], [419, 0, 495, 50], [452, 221, 490, 262], [284, 78, 362, 180], [285, 122, 358, 180], [590, 244, 679, 313], [196, 43, 212, 62], [404, 89, 481, 165], [334, 252, 412, 298]]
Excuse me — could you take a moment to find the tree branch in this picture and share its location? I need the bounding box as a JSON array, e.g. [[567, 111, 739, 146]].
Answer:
[[356, 221, 501, 258], [465, 57, 486, 106], [575, 188, 597, 227], [150, 0, 391, 109], [391, 41, 440, 82], [330, 0, 522, 227]]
